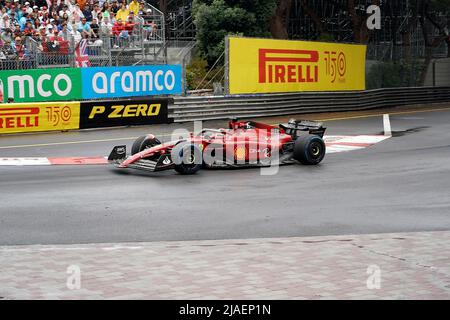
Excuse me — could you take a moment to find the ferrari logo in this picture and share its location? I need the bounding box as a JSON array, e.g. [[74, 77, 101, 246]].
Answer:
[[235, 147, 246, 160]]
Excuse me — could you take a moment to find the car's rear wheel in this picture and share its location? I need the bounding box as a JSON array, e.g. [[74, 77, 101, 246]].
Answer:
[[131, 135, 161, 155], [172, 143, 203, 175], [293, 135, 326, 165]]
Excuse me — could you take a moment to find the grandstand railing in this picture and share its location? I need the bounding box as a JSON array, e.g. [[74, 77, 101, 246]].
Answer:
[[0, 4, 166, 70]]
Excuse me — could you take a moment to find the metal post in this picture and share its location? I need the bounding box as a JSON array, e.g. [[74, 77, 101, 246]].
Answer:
[[432, 60, 436, 86], [224, 36, 229, 95]]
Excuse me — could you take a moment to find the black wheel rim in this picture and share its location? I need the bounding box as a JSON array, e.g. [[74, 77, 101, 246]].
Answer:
[[310, 142, 322, 159]]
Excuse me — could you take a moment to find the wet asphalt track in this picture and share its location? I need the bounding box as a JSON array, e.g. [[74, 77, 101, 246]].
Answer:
[[1, 108, 450, 245]]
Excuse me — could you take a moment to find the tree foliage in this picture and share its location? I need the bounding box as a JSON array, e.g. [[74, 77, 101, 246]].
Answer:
[[193, 0, 277, 65]]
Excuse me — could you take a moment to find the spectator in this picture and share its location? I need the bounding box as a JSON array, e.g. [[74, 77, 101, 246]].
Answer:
[[90, 17, 99, 38], [111, 17, 123, 36], [82, 6, 92, 22], [91, 3, 102, 21], [99, 15, 112, 36], [77, 16, 92, 37], [115, 2, 128, 22], [128, 0, 140, 16], [70, 20, 82, 43], [143, 18, 156, 39], [110, 0, 119, 14], [46, 23, 55, 36], [109, 11, 116, 23], [124, 14, 135, 34], [13, 36, 27, 59], [37, 25, 47, 41], [32, 5, 40, 16], [71, 3, 84, 23], [61, 12, 70, 23], [23, 21, 35, 37], [0, 14, 12, 30], [40, 9, 49, 24], [19, 11, 28, 31], [59, 4, 71, 18], [102, 1, 111, 19], [1, 40, 16, 59], [76, 0, 87, 11], [9, 3, 20, 19], [33, 18, 42, 29], [12, 21, 20, 33], [58, 22, 70, 40], [112, 16, 129, 48], [9, 11, 18, 24], [138, 2, 148, 16], [24, 2, 33, 15], [1, 28, 13, 44]]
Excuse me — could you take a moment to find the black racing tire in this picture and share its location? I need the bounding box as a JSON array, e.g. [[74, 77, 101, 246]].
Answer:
[[131, 135, 161, 155], [293, 135, 326, 165], [172, 143, 203, 175]]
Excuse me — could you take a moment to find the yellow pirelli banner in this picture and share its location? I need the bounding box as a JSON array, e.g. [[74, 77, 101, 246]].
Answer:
[[0, 101, 80, 134], [227, 37, 367, 94]]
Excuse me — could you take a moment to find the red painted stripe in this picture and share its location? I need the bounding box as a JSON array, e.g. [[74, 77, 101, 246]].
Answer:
[[326, 142, 372, 147], [47, 157, 108, 165]]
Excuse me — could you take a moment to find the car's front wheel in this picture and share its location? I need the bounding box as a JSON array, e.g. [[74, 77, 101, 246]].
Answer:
[[131, 135, 161, 155], [293, 135, 326, 165], [172, 143, 203, 175]]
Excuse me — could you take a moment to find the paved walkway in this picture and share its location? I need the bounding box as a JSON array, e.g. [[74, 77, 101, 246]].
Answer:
[[1, 231, 449, 299]]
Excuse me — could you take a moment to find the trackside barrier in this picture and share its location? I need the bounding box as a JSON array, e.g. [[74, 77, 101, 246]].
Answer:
[[0, 65, 182, 103], [0, 98, 173, 135], [169, 86, 450, 122], [79, 98, 172, 129]]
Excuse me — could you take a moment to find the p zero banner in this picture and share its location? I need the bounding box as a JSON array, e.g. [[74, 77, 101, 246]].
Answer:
[[0, 65, 182, 103], [81, 65, 182, 99], [227, 36, 367, 94], [0, 69, 82, 103], [0, 101, 80, 134], [79, 99, 171, 129]]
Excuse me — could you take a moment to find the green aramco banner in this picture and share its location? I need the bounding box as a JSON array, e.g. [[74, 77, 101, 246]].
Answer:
[[0, 68, 82, 103]]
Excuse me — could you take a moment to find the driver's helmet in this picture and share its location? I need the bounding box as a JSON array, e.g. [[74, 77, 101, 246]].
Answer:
[[244, 122, 254, 129]]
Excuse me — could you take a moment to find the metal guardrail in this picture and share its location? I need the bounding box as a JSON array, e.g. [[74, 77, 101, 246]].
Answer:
[[169, 87, 450, 122]]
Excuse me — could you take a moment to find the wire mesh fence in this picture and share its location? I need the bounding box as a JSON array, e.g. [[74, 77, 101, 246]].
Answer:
[[0, 5, 166, 70]]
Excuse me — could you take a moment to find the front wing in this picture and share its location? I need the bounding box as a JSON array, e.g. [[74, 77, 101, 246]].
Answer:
[[108, 145, 175, 172]]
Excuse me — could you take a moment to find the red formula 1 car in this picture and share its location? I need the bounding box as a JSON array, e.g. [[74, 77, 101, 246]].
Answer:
[[108, 118, 326, 174]]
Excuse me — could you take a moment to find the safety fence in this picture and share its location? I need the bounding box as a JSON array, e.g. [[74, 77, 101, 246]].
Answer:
[[0, 5, 166, 70], [169, 86, 450, 122]]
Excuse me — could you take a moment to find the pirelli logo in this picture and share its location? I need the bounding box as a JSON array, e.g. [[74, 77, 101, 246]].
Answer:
[[0, 107, 39, 129], [258, 49, 319, 84]]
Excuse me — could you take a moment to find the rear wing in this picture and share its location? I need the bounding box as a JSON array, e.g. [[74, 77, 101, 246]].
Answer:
[[279, 119, 326, 138]]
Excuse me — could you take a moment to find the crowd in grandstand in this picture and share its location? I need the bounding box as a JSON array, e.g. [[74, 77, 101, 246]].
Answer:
[[0, 0, 158, 60]]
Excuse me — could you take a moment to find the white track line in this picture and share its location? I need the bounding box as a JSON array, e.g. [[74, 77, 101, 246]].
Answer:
[[383, 114, 392, 136]]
